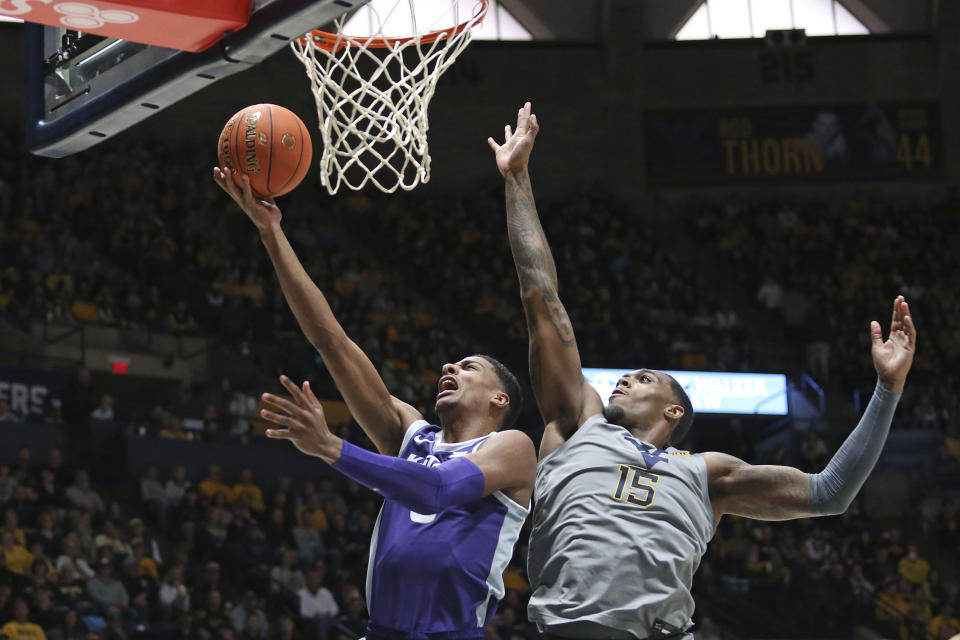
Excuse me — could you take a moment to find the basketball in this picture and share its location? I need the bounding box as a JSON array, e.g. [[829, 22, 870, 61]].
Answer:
[[217, 104, 313, 198]]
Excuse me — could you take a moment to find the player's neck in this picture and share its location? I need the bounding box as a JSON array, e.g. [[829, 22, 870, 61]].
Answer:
[[608, 410, 669, 448], [437, 412, 497, 443], [626, 426, 667, 449]]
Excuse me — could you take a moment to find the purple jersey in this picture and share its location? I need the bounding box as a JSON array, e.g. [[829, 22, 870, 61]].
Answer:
[[364, 420, 528, 640]]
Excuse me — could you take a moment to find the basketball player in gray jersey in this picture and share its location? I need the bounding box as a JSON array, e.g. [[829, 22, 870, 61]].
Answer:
[[488, 103, 918, 640]]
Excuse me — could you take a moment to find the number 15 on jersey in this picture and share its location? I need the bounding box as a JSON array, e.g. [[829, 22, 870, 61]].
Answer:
[[613, 464, 659, 508]]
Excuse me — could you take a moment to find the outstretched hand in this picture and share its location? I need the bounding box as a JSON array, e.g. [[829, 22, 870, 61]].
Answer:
[[488, 101, 540, 178], [261, 376, 342, 463], [871, 295, 916, 393], [212, 167, 282, 234]]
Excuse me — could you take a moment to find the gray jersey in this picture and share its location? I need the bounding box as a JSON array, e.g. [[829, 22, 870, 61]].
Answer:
[[528, 414, 716, 639]]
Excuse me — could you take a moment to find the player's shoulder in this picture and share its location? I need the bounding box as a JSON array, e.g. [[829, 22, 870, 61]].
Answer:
[[478, 429, 536, 458]]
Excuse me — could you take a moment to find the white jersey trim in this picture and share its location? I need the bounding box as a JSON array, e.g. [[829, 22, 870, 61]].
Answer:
[[476, 491, 528, 627], [366, 508, 384, 611], [398, 419, 430, 457], [433, 430, 491, 452]]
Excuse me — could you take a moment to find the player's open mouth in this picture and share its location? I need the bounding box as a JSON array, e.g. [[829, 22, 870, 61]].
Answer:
[[611, 389, 626, 398], [437, 376, 459, 399]]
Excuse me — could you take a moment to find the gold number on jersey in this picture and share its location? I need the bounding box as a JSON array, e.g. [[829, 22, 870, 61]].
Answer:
[[613, 464, 660, 508]]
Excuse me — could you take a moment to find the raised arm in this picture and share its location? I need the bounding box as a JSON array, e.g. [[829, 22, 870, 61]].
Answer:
[[212, 168, 419, 455], [706, 296, 916, 522], [488, 103, 603, 457]]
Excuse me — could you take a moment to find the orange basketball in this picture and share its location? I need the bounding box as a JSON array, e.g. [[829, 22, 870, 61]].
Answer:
[[217, 104, 313, 198]]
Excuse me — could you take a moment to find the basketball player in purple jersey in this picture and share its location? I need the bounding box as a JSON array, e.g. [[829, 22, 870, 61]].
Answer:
[[213, 167, 536, 640], [489, 104, 917, 639]]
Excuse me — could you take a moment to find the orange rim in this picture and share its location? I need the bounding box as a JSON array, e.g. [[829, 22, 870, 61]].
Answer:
[[300, 0, 488, 52]]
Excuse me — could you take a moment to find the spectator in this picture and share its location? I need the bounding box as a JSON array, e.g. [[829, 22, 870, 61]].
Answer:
[[90, 395, 115, 421], [193, 589, 230, 637], [102, 609, 127, 640], [46, 608, 85, 640], [35, 469, 65, 509], [230, 592, 268, 639], [201, 419, 226, 444], [929, 604, 960, 640], [898, 543, 931, 585], [270, 548, 305, 596], [159, 416, 189, 440], [298, 566, 338, 640], [65, 471, 105, 514], [905, 589, 933, 640], [85, 557, 129, 612], [292, 511, 324, 567], [93, 522, 124, 557], [0, 465, 17, 504], [231, 469, 264, 512], [1, 532, 34, 576], [127, 539, 157, 580], [192, 562, 223, 606], [28, 512, 61, 561], [335, 591, 367, 640], [139, 467, 165, 516], [126, 518, 161, 567], [315, 480, 347, 517], [164, 466, 190, 508], [120, 556, 155, 627], [159, 565, 190, 617], [1, 598, 47, 640], [29, 590, 58, 631], [2, 511, 26, 547], [42, 450, 69, 489], [56, 537, 94, 581], [171, 611, 203, 640], [272, 615, 297, 640], [198, 466, 232, 503], [238, 613, 264, 640], [51, 563, 86, 611]]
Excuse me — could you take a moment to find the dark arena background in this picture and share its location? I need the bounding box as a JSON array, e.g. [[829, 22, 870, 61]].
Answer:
[[0, 1, 958, 639]]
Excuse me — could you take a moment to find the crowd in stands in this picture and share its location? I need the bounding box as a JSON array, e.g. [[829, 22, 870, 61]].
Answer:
[[0, 443, 539, 640], [3, 124, 957, 437], [1, 437, 958, 640], [695, 497, 960, 639], [1, 127, 959, 640]]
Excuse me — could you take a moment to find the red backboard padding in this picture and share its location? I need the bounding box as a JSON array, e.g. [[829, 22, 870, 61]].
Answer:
[[4, 0, 251, 52]]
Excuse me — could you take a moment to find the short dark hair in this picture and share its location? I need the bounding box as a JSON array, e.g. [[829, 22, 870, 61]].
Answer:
[[477, 355, 523, 429], [665, 375, 695, 447]]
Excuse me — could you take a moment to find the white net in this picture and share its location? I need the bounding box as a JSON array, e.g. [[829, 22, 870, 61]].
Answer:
[[291, 0, 487, 194]]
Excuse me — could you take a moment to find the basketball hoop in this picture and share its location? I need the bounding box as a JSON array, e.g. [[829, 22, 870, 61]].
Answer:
[[292, 0, 488, 194]]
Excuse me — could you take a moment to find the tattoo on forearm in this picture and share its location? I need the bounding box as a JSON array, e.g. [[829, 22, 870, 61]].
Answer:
[[506, 176, 575, 348]]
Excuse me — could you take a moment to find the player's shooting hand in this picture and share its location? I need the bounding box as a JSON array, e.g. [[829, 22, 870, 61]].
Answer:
[[261, 376, 342, 463], [871, 295, 916, 393], [488, 101, 540, 178], [212, 166, 282, 234]]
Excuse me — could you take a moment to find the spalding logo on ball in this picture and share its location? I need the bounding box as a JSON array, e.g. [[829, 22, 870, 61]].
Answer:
[[218, 104, 313, 198]]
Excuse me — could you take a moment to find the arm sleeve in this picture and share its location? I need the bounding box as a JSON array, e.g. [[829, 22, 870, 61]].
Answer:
[[332, 441, 486, 513], [809, 383, 901, 516]]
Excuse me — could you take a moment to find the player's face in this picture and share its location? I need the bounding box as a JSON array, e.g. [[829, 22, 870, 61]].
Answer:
[[435, 356, 503, 415], [606, 369, 677, 429]]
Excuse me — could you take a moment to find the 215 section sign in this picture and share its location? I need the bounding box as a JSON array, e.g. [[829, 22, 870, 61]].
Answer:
[[644, 102, 941, 186]]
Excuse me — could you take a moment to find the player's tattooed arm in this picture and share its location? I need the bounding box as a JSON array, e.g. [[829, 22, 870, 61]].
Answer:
[[213, 167, 418, 457], [489, 103, 603, 448], [705, 453, 814, 522], [707, 296, 915, 523]]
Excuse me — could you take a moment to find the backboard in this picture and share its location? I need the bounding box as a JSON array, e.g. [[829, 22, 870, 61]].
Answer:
[[23, 0, 371, 157]]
